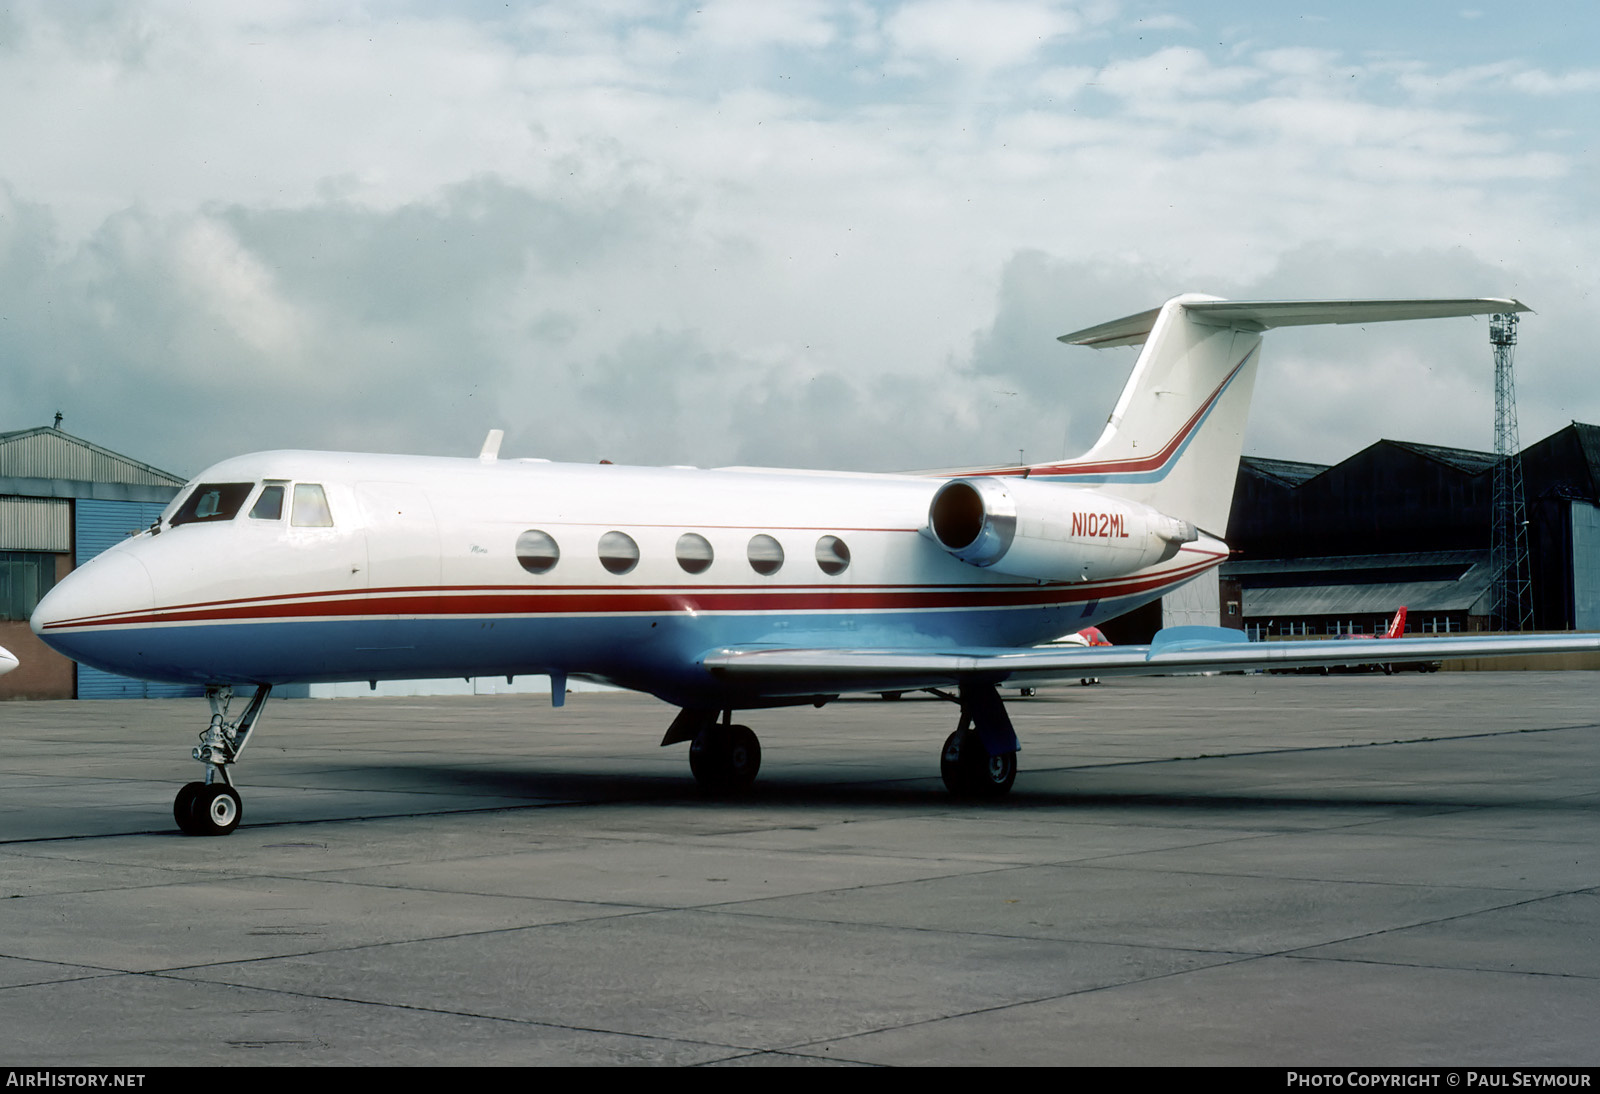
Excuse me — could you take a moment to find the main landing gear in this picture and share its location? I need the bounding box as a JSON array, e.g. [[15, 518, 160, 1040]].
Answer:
[[666, 709, 762, 795], [174, 684, 271, 836], [937, 683, 1019, 798], [663, 682, 1021, 799]]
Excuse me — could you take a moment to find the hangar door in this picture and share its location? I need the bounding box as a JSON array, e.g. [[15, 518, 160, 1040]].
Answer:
[[74, 499, 203, 700]]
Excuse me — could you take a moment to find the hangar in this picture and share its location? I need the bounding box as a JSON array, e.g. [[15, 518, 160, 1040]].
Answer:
[[0, 424, 196, 700], [1222, 421, 1600, 639]]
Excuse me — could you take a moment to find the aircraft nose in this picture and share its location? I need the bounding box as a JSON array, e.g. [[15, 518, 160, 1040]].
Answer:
[[0, 645, 17, 676], [31, 550, 156, 647]]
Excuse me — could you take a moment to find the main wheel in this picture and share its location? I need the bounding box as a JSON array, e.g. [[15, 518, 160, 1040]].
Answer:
[[689, 724, 762, 795], [940, 729, 1017, 798], [179, 784, 242, 837]]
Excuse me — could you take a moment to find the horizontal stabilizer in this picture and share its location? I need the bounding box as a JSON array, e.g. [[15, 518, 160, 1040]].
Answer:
[[1059, 297, 1529, 350]]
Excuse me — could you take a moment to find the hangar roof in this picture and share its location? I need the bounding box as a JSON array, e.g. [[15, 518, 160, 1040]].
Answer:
[[0, 426, 185, 502], [1239, 456, 1328, 487], [1382, 439, 1499, 475], [1225, 550, 1493, 617]]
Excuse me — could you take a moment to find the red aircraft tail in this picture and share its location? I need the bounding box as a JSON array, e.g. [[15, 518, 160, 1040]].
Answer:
[[1383, 607, 1408, 640]]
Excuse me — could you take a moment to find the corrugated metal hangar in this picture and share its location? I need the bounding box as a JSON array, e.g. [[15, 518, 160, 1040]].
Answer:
[[1223, 421, 1600, 639], [0, 425, 198, 700]]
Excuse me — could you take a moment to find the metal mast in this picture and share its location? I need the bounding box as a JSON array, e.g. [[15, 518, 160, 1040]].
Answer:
[[1488, 313, 1533, 631]]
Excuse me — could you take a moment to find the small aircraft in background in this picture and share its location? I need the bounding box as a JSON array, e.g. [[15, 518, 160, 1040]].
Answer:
[[1025, 626, 1114, 692], [0, 645, 16, 676], [1336, 607, 1408, 642], [31, 294, 1600, 835], [1332, 607, 1436, 674]]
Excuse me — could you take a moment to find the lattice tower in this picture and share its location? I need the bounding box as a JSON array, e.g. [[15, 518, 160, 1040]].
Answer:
[[1488, 313, 1533, 631]]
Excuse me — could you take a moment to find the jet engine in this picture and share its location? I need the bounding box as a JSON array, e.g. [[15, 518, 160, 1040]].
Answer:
[[926, 477, 1198, 582]]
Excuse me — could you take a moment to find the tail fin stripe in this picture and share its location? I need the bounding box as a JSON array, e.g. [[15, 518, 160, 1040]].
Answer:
[[967, 346, 1256, 483]]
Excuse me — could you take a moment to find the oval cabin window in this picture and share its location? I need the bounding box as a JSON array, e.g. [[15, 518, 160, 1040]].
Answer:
[[815, 535, 850, 576], [675, 533, 714, 575], [598, 530, 640, 575], [516, 530, 560, 574], [747, 534, 784, 576]]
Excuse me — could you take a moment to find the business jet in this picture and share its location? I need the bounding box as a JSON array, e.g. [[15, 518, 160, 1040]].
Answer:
[[31, 294, 1600, 836]]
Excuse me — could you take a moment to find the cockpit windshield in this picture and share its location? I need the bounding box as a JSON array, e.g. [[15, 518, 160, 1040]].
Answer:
[[169, 483, 254, 526]]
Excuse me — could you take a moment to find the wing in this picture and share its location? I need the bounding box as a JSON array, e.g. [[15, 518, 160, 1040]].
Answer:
[[701, 626, 1600, 697]]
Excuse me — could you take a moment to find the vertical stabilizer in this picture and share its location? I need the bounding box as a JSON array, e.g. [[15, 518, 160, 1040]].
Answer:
[[1029, 294, 1527, 536], [1034, 293, 1261, 534]]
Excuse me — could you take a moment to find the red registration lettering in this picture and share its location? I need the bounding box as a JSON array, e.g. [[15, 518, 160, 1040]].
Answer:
[[1073, 511, 1131, 538]]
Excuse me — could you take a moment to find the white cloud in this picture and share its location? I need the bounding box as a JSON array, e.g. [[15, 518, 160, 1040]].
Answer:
[[883, 0, 1082, 71], [1094, 46, 1262, 100], [0, 2, 1596, 481], [691, 0, 838, 49]]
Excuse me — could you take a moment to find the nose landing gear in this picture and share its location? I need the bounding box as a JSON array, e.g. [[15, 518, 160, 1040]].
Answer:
[[173, 684, 271, 836]]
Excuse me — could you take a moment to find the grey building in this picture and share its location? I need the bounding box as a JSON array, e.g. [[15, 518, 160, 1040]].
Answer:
[[1, 425, 196, 699], [1223, 422, 1600, 638]]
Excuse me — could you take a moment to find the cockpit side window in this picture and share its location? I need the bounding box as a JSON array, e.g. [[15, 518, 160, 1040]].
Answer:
[[249, 484, 286, 521], [170, 483, 254, 526], [291, 483, 335, 527]]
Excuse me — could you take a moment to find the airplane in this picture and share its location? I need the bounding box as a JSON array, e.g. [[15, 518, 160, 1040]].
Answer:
[[1331, 606, 1408, 641], [29, 293, 1600, 836], [0, 645, 16, 676], [1333, 606, 1429, 674], [1054, 624, 1113, 686]]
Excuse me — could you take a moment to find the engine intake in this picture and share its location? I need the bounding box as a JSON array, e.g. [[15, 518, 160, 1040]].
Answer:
[[927, 477, 1197, 582]]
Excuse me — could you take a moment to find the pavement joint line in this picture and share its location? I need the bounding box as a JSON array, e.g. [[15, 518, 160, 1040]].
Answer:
[[0, 966, 130, 987], [1032, 856, 1581, 893], [66, 905, 676, 977], [692, 887, 1600, 966], [1047, 720, 1600, 771], [692, 1048, 886, 1067], [133, 969, 759, 1054], [684, 904, 1275, 957], [1265, 886, 1600, 963], [777, 947, 1282, 1054], [1282, 951, 1600, 981]]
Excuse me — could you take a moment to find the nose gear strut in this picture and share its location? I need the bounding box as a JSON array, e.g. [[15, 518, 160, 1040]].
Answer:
[[174, 684, 272, 836]]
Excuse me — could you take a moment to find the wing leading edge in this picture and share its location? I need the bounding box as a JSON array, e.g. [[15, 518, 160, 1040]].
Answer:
[[701, 627, 1600, 696]]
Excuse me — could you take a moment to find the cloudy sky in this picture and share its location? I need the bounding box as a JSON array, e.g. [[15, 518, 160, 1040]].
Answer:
[[2, 1, 1596, 479]]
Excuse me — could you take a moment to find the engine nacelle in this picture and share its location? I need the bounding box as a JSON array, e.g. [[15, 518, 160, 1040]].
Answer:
[[926, 477, 1198, 582]]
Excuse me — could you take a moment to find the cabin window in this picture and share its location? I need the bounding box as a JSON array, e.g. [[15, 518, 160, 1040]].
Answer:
[[815, 535, 850, 576], [249, 485, 285, 521], [598, 531, 639, 575], [516, 530, 560, 574], [747, 534, 784, 576], [675, 533, 714, 575], [170, 483, 253, 526], [291, 484, 334, 527]]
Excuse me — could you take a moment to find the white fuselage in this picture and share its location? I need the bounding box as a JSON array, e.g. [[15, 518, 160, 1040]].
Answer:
[[31, 451, 1226, 706]]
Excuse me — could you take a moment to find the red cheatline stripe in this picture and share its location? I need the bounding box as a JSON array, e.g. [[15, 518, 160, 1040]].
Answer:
[[42, 554, 1225, 630]]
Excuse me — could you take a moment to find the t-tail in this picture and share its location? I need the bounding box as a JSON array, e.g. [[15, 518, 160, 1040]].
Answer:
[[1020, 295, 1528, 535]]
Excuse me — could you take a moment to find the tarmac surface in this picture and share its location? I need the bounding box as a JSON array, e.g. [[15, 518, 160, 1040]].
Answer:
[[1, 672, 1598, 1066]]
